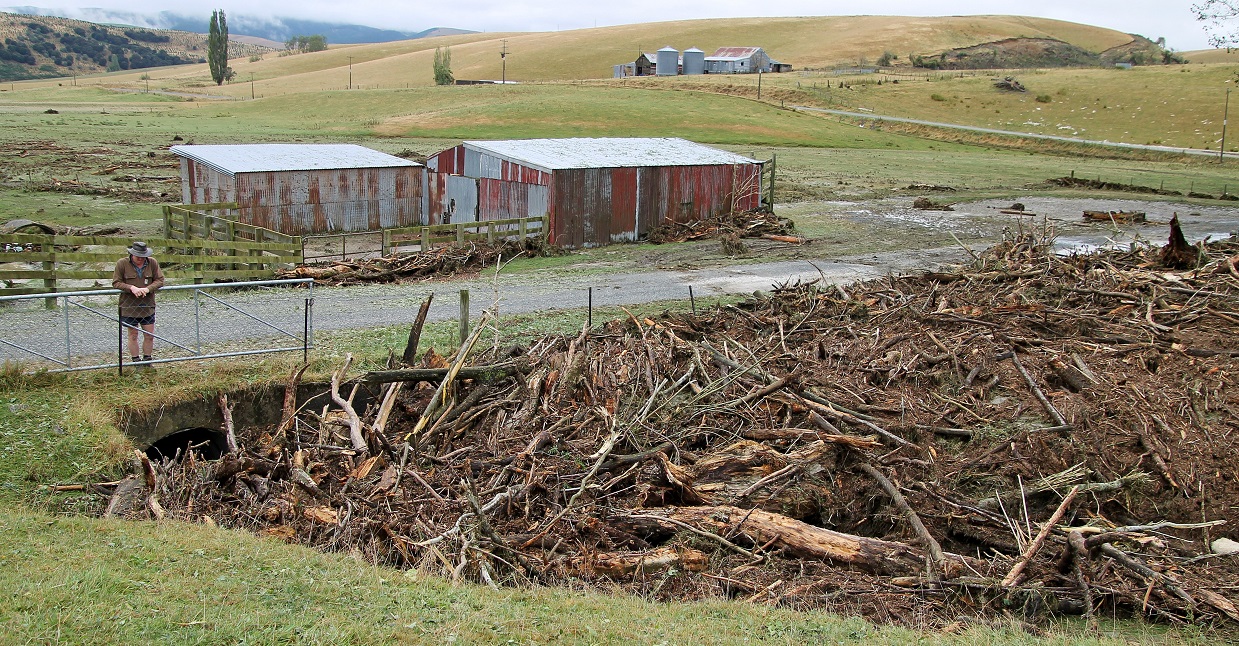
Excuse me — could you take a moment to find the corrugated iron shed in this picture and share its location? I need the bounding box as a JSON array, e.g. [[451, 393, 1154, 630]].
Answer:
[[459, 138, 759, 172], [426, 138, 765, 248], [173, 144, 425, 235], [170, 144, 420, 175], [708, 47, 764, 61]]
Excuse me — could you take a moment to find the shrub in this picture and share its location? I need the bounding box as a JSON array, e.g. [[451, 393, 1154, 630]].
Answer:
[[930, 93, 947, 102], [1035, 94, 1051, 103]]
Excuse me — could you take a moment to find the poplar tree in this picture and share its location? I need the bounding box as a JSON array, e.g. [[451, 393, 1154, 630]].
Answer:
[[208, 9, 229, 85], [433, 47, 454, 85]]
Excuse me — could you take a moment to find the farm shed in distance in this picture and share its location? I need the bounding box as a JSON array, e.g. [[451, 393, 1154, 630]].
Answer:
[[171, 144, 424, 235], [426, 138, 764, 248], [705, 47, 787, 73]]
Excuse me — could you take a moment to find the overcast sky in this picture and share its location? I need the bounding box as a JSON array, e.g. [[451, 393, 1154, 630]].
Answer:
[[11, 2, 1225, 51]]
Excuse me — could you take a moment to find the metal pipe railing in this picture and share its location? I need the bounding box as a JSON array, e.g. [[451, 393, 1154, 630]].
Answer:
[[0, 279, 315, 373]]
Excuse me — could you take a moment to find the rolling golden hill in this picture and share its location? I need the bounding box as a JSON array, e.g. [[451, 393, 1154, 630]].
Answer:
[[24, 14, 1157, 94]]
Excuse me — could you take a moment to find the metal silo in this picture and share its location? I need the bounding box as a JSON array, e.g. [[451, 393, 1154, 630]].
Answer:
[[682, 47, 705, 75], [656, 46, 679, 76]]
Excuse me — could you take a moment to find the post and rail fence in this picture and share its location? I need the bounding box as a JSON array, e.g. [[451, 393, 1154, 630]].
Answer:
[[164, 202, 548, 263], [303, 214, 550, 262]]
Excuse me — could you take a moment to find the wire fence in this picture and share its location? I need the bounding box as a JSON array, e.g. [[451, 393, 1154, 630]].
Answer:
[[0, 279, 314, 373]]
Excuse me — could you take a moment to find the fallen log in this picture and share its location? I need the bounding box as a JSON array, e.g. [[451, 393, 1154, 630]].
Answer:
[[567, 545, 710, 578], [624, 505, 980, 577], [682, 440, 833, 519]]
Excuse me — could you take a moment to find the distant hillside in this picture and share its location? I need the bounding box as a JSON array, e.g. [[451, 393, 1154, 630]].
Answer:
[[3, 6, 477, 44], [909, 35, 1182, 70], [0, 11, 274, 81], [229, 14, 1174, 86]]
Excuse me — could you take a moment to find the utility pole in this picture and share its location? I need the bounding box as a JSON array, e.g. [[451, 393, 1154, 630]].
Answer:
[[250, 73, 255, 100], [500, 40, 508, 84], [348, 56, 353, 90], [757, 69, 762, 100], [1222, 88, 1231, 163]]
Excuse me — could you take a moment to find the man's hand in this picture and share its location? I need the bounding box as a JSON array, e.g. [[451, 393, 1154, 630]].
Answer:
[[131, 286, 149, 298]]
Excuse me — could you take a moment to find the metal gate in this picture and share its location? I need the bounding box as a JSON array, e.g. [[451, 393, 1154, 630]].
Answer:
[[0, 279, 314, 373]]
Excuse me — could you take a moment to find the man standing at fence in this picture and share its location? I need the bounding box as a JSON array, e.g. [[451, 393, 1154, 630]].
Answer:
[[113, 241, 165, 370]]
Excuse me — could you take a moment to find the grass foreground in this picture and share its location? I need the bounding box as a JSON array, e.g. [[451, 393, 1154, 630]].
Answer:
[[3, 507, 1197, 646]]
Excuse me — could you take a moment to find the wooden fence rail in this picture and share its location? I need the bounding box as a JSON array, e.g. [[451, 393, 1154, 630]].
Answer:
[[163, 203, 300, 246], [0, 232, 302, 297], [381, 215, 549, 254]]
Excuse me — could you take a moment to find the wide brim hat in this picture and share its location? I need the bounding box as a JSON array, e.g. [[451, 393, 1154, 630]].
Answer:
[[127, 241, 154, 258]]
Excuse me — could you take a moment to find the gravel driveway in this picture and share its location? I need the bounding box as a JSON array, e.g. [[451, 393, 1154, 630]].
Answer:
[[2, 196, 1235, 371]]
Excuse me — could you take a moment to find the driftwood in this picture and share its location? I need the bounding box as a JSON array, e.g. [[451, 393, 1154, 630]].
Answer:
[[567, 546, 709, 578], [364, 361, 527, 385], [625, 505, 978, 577], [1083, 210, 1146, 223], [275, 364, 308, 438], [330, 354, 366, 452], [1160, 214, 1197, 269], [219, 393, 237, 454], [858, 463, 947, 580], [403, 294, 434, 365], [103, 232, 1239, 628]]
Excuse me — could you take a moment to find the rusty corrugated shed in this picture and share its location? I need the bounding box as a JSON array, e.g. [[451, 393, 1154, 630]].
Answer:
[[427, 137, 763, 248], [459, 138, 759, 171], [171, 144, 418, 174], [173, 144, 425, 235]]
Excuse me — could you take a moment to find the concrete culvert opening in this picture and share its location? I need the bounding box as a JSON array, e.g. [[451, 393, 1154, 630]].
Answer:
[[145, 427, 227, 461]]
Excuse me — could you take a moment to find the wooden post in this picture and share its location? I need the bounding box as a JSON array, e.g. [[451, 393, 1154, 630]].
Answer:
[[254, 229, 265, 276], [226, 220, 237, 270], [42, 251, 56, 310], [766, 154, 777, 209], [192, 241, 204, 284], [456, 222, 465, 245], [542, 214, 550, 244], [382, 228, 392, 256], [459, 289, 470, 345], [486, 220, 495, 243], [519, 217, 528, 240], [162, 206, 172, 239], [421, 227, 430, 253]]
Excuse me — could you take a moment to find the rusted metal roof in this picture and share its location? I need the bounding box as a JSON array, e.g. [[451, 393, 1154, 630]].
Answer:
[[707, 47, 766, 61], [461, 138, 760, 172], [170, 144, 420, 176]]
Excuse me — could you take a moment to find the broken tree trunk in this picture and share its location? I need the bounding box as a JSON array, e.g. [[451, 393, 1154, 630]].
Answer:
[[625, 505, 978, 577], [1160, 214, 1197, 269], [402, 294, 434, 366]]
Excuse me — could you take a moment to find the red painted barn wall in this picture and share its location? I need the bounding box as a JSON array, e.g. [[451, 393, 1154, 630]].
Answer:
[[549, 163, 762, 247]]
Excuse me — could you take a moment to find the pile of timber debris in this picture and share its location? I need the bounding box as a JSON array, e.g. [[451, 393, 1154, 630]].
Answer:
[[106, 224, 1239, 630], [647, 209, 803, 245], [275, 238, 560, 286]]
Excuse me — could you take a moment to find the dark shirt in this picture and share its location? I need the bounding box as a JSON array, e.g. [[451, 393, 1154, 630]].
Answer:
[[112, 256, 165, 317]]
